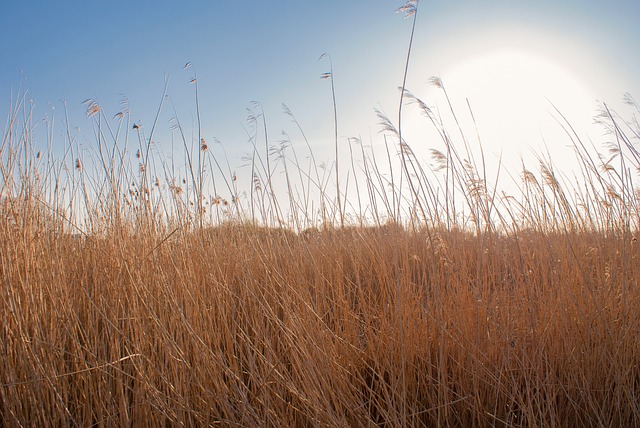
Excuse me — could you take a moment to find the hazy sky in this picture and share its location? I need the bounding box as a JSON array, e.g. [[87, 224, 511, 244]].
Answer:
[[2, 0, 639, 188]]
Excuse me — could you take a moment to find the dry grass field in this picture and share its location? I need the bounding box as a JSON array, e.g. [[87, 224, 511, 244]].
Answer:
[[1, 6, 640, 424], [1, 90, 639, 427]]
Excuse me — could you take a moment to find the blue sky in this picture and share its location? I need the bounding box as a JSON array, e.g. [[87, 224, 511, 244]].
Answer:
[[2, 0, 640, 198]]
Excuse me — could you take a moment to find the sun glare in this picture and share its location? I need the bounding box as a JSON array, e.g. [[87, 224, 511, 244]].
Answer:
[[439, 49, 596, 154]]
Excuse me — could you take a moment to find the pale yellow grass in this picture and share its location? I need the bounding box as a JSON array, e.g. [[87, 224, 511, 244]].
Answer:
[[1, 202, 638, 426]]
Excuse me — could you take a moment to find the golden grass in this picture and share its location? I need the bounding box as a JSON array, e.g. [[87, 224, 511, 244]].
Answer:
[[1, 63, 640, 425], [1, 195, 639, 425]]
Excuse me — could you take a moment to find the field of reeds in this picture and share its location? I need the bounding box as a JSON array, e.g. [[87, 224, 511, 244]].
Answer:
[[2, 9, 640, 428]]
